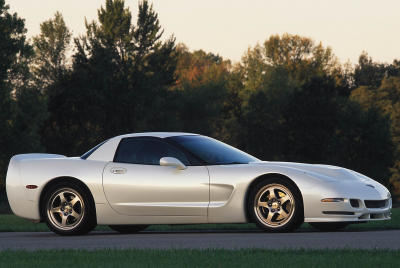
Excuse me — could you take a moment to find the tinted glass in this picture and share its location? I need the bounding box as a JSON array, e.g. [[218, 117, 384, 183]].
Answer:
[[114, 137, 189, 165], [167, 135, 259, 165]]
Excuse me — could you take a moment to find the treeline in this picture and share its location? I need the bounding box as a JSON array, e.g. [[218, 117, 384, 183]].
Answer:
[[0, 0, 399, 198]]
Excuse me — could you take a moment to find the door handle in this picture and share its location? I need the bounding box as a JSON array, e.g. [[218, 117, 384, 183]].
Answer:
[[110, 167, 127, 174]]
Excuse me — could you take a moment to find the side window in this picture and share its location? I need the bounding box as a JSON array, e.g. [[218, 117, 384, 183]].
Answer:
[[114, 138, 190, 165]]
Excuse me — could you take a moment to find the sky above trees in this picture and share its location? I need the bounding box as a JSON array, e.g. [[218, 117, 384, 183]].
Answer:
[[7, 0, 400, 64]]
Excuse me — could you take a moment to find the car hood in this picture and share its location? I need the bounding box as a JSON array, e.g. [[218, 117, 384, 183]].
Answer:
[[250, 161, 374, 183]]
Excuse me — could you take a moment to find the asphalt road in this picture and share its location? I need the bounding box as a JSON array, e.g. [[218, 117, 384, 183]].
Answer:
[[1, 230, 400, 250]]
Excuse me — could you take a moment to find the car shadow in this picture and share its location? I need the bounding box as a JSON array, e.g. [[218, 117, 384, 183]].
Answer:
[[15, 227, 397, 237]]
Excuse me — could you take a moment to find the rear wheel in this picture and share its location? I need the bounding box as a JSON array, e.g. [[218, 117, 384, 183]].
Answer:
[[248, 177, 304, 232], [109, 225, 148, 234], [42, 181, 96, 235], [309, 222, 349, 231]]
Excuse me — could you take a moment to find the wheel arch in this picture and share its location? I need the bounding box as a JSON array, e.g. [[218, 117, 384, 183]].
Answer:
[[39, 176, 97, 223], [244, 173, 304, 222]]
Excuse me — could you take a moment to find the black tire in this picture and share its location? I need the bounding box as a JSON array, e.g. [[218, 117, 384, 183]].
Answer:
[[309, 222, 349, 231], [248, 177, 304, 232], [41, 181, 96, 235], [108, 225, 149, 234]]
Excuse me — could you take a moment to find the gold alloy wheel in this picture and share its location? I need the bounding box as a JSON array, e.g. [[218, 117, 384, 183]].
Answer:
[[253, 184, 295, 228], [46, 188, 85, 231]]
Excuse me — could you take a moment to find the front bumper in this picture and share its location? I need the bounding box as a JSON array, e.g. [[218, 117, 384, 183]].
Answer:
[[305, 198, 392, 223]]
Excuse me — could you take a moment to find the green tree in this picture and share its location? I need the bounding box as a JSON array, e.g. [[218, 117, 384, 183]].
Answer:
[[172, 44, 232, 137], [247, 35, 340, 83], [0, 0, 46, 188], [234, 34, 341, 150], [32, 11, 72, 90], [240, 34, 351, 99], [236, 67, 298, 156], [43, 0, 177, 155], [354, 52, 400, 88], [0, 0, 26, 185], [235, 35, 394, 187], [351, 76, 400, 195], [239, 75, 393, 186]]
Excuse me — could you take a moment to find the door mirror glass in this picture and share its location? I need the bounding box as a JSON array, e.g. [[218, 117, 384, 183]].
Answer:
[[160, 157, 187, 170]]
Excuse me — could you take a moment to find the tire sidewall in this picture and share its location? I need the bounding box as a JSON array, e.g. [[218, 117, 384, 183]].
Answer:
[[248, 177, 304, 232], [42, 181, 96, 235]]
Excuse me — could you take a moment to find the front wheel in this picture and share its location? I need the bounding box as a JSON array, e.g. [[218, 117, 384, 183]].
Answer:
[[248, 177, 304, 232], [42, 182, 96, 235]]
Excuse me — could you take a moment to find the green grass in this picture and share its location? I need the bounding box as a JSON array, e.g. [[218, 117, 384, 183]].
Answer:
[[0, 249, 399, 267], [0, 207, 399, 232]]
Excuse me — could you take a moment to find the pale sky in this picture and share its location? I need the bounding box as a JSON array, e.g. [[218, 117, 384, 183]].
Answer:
[[7, 0, 400, 64]]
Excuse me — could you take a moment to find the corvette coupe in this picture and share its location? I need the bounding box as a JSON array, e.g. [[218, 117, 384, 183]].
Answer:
[[6, 132, 392, 235]]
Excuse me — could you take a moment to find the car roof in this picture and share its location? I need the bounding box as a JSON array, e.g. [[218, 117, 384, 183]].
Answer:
[[115, 132, 199, 139]]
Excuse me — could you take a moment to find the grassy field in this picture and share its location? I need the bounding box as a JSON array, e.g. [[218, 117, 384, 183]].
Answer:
[[0, 249, 399, 267], [0, 208, 398, 232]]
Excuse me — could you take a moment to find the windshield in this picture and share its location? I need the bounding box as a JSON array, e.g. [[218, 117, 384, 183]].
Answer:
[[167, 135, 259, 165]]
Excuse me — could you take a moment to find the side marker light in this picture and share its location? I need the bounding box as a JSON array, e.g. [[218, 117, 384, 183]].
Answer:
[[321, 198, 345, 202]]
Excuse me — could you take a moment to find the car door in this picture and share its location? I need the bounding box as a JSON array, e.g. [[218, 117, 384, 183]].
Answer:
[[102, 137, 209, 216]]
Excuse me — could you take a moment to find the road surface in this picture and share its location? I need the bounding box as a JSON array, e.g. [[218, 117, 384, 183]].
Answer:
[[0, 230, 399, 250]]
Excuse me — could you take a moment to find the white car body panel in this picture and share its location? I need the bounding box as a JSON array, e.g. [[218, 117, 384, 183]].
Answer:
[[103, 163, 209, 216], [6, 132, 392, 225]]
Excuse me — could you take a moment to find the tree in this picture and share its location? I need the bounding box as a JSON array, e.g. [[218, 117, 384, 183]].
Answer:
[[351, 76, 400, 194], [172, 45, 232, 136], [353, 52, 400, 89], [284, 77, 392, 183], [32, 11, 72, 90], [241, 34, 343, 92], [237, 67, 298, 157], [238, 70, 393, 187], [0, 0, 46, 188], [235, 34, 345, 151], [0, 0, 26, 184], [43, 0, 177, 155], [263, 34, 339, 79]]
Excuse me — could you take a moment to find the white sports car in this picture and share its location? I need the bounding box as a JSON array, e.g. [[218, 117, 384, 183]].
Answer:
[[6, 132, 392, 235]]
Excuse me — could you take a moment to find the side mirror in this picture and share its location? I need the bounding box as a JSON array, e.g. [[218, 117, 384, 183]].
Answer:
[[160, 157, 187, 170]]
